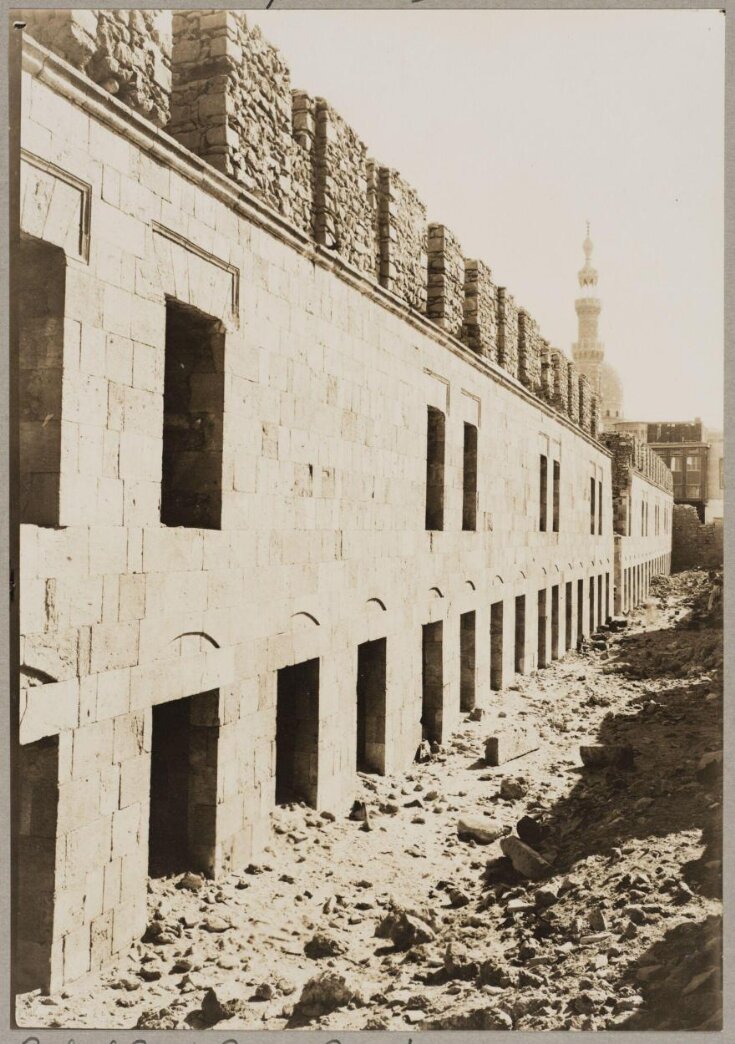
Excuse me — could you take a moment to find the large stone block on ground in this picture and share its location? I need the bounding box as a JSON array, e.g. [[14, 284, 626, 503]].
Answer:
[[500, 836, 551, 879], [484, 723, 539, 766], [457, 815, 506, 845]]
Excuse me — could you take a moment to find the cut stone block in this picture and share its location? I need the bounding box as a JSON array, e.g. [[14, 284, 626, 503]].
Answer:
[[456, 816, 506, 845], [500, 836, 551, 879], [485, 724, 539, 766]]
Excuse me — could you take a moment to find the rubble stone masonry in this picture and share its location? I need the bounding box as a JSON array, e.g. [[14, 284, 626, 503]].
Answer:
[[14, 13, 672, 995]]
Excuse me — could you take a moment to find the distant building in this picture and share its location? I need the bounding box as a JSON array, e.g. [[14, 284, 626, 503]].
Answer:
[[571, 226, 624, 426], [608, 417, 724, 523]]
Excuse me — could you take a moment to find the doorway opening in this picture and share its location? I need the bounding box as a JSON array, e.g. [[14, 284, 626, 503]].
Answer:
[[422, 621, 444, 742], [551, 584, 559, 660], [537, 589, 547, 669], [564, 580, 573, 652], [514, 595, 526, 674], [149, 691, 219, 878], [356, 639, 386, 773], [276, 659, 320, 807], [490, 600, 504, 690], [459, 612, 476, 712]]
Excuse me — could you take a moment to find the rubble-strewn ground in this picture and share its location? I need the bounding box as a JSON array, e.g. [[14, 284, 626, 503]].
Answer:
[[18, 569, 723, 1032]]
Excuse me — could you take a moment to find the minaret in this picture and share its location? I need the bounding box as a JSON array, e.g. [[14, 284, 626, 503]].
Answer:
[[572, 222, 604, 394]]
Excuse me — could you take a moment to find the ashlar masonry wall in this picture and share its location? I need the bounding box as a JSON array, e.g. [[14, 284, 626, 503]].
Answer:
[[14, 20, 648, 995]]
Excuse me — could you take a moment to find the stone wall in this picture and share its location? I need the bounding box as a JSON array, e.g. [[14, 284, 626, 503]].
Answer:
[[16, 19, 627, 993], [600, 431, 674, 614], [313, 100, 375, 273], [549, 349, 568, 414], [372, 165, 427, 310], [517, 309, 542, 393], [496, 287, 519, 379], [21, 8, 592, 442], [672, 505, 723, 571], [601, 431, 674, 496], [20, 9, 171, 126], [462, 260, 497, 361], [169, 11, 292, 216], [427, 224, 464, 337], [579, 374, 592, 433]]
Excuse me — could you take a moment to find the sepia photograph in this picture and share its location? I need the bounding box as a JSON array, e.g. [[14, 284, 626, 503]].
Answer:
[[6, 2, 726, 1036]]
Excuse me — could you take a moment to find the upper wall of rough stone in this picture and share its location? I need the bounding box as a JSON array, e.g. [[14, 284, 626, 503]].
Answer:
[[601, 432, 674, 497], [20, 9, 171, 126], [21, 7, 601, 442]]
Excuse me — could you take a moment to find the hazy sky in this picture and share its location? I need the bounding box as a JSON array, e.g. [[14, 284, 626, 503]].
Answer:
[[246, 8, 724, 429]]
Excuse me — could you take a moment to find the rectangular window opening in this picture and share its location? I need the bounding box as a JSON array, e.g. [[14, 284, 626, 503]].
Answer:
[[425, 406, 445, 531], [460, 611, 476, 711], [552, 459, 560, 532], [539, 454, 548, 531], [462, 423, 478, 531], [162, 299, 225, 529], [276, 659, 320, 807], [19, 237, 66, 526], [590, 476, 596, 535], [597, 479, 603, 535], [356, 639, 387, 774]]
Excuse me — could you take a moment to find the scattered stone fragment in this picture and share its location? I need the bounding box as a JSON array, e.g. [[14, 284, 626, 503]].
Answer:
[[425, 1006, 513, 1030], [291, 972, 364, 1022], [500, 836, 551, 879], [304, 932, 346, 959], [500, 778, 528, 801], [202, 916, 231, 933], [457, 815, 506, 845], [579, 745, 635, 770], [375, 903, 435, 950], [177, 871, 205, 892], [201, 985, 244, 1025], [517, 814, 545, 847], [448, 887, 470, 908]]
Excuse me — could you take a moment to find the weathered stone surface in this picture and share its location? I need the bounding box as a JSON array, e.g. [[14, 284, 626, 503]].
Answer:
[[485, 725, 539, 766], [462, 259, 497, 361], [456, 816, 506, 845], [500, 836, 551, 879], [496, 287, 519, 378], [292, 972, 364, 1021], [375, 904, 435, 950], [201, 984, 245, 1025], [371, 164, 427, 311], [427, 224, 464, 337]]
